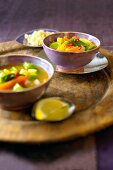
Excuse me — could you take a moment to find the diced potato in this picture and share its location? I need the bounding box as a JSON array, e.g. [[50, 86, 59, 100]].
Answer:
[[57, 43, 66, 51], [19, 69, 28, 76], [13, 83, 24, 91]]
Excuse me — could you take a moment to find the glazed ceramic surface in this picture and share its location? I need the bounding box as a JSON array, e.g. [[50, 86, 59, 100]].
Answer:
[[43, 32, 100, 69], [38, 50, 108, 74], [0, 55, 54, 110]]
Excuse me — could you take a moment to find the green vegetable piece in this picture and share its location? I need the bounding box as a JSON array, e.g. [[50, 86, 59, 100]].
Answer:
[[0, 73, 14, 83], [19, 69, 28, 76], [28, 69, 37, 73], [74, 40, 86, 46], [85, 46, 90, 51], [0, 72, 5, 83], [80, 38, 91, 45], [0, 67, 17, 83], [79, 38, 96, 51], [2, 74, 14, 82], [49, 42, 58, 49], [28, 69, 38, 80], [67, 38, 75, 44], [29, 75, 37, 80], [23, 62, 37, 69], [86, 43, 96, 50], [10, 67, 18, 73], [13, 83, 24, 91]]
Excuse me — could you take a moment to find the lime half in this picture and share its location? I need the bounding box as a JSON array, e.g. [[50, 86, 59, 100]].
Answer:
[[32, 97, 75, 121]]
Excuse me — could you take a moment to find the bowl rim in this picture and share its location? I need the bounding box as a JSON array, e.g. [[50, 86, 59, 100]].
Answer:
[[0, 54, 54, 93], [43, 31, 100, 54]]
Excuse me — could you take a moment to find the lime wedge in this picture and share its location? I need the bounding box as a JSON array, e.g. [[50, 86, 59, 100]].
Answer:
[[32, 97, 75, 121]]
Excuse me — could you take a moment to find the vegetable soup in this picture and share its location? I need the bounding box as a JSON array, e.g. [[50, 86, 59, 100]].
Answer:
[[49, 36, 97, 52], [0, 61, 48, 91]]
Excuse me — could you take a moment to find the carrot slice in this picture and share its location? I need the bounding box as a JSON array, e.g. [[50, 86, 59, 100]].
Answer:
[[65, 46, 84, 52], [0, 76, 27, 90], [63, 36, 69, 41]]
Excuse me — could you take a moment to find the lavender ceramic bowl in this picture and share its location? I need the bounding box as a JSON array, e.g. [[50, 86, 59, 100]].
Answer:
[[43, 32, 100, 70], [0, 55, 54, 110]]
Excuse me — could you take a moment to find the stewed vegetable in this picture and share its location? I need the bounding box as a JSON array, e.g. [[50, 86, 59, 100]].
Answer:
[[0, 61, 48, 91], [49, 36, 97, 52]]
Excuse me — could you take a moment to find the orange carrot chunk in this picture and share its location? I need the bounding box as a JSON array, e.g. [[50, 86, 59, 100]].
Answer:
[[0, 76, 27, 90]]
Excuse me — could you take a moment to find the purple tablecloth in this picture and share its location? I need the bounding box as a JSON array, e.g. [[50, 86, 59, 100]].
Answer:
[[1, 0, 113, 169]]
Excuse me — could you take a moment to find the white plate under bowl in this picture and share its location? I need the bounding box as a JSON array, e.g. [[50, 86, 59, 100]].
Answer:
[[38, 50, 108, 74]]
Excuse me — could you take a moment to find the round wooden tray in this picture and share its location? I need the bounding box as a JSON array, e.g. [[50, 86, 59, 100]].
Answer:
[[0, 41, 113, 143]]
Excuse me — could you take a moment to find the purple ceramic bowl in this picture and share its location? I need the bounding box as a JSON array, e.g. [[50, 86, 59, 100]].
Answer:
[[43, 32, 100, 69], [0, 55, 54, 110]]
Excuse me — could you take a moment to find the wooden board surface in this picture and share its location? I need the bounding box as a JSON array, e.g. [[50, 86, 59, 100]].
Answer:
[[0, 41, 113, 143]]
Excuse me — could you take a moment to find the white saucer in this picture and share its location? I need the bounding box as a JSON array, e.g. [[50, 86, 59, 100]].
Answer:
[[38, 51, 108, 74]]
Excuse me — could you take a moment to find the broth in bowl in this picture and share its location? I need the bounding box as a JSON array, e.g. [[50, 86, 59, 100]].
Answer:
[[0, 61, 48, 91], [0, 55, 54, 110]]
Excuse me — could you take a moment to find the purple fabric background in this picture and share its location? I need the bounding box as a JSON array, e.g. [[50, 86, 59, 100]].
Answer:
[[1, 0, 113, 169]]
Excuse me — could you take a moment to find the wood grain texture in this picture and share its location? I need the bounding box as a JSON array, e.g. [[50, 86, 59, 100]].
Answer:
[[0, 41, 113, 143]]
